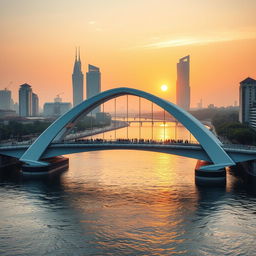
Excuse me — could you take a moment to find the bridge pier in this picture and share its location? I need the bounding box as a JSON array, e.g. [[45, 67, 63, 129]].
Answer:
[[195, 160, 226, 186], [21, 156, 69, 176]]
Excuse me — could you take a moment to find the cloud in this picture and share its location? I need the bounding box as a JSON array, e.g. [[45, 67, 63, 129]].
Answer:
[[88, 21, 96, 25], [142, 31, 256, 49]]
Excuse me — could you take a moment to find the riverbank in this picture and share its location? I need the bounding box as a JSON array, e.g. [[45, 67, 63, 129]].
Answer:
[[64, 120, 128, 141], [210, 120, 256, 178]]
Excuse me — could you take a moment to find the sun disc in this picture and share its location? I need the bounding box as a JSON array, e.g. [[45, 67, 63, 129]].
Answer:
[[161, 84, 168, 91]]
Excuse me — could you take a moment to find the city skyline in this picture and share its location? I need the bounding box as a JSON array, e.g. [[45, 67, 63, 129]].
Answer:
[[1, 0, 256, 107], [1, 2, 256, 255]]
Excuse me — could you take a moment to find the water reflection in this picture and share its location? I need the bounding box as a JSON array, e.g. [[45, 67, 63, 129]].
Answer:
[[1, 123, 256, 255]]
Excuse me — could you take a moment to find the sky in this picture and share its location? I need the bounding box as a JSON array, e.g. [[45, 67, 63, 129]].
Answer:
[[1, 0, 256, 108]]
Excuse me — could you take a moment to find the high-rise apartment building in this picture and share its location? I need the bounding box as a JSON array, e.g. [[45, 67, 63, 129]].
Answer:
[[176, 55, 190, 110], [86, 64, 101, 114], [239, 77, 256, 128], [32, 93, 39, 116], [19, 83, 33, 117], [72, 48, 84, 107], [0, 88, 11, 110]]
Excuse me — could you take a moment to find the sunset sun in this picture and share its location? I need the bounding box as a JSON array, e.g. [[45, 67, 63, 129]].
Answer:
[[161, 84, 168, 92]]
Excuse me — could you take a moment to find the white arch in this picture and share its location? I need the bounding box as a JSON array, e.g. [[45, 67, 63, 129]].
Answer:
[[20, 87, 235, 170]]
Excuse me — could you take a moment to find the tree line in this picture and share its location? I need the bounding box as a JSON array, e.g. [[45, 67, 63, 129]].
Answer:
[[0, 115, 112, 141], [191, 107, 256, 145]]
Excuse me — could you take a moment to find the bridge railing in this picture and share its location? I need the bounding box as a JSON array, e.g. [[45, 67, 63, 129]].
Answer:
[[58, 138, 200, 146], [0, 138, 200, 149], [223, 143, 256, 151]]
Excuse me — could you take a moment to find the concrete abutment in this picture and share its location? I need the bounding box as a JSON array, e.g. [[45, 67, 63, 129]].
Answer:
[[195, 160, 226, 186]]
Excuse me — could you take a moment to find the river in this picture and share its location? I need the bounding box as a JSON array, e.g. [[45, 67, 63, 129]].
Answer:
[[0, 122, 256, 255]]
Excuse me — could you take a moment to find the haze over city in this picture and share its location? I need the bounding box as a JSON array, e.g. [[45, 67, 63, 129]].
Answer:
[[2, 1, 256, 256], [1, 0, 256, 107]]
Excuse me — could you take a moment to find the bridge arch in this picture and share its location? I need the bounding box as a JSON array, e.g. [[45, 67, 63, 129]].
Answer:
[[20, 87, 235, 170]]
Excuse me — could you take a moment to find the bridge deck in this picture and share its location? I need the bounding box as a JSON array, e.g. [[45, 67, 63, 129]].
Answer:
[[0, 141, 256, 163]]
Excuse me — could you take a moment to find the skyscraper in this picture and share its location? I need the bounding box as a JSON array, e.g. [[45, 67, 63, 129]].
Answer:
[[86, 64, 101, 114], [176, 55, 190, 110], [0, 88, 11, 110], [239, 77, 256, 128], [32, 93, 39, 116], [19, 83, 32, 117], [72, 48, 84, 107]]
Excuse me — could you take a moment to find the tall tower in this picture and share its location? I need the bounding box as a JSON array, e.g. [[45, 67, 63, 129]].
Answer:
[[239, 77, 256, 128], [86, 64, 101, 114], [32, 93, 39, 116], [0, 88, 11, 110], [176, 55, 190, 110], [19, 83, 32, 117], [72, 48, 84, 107]]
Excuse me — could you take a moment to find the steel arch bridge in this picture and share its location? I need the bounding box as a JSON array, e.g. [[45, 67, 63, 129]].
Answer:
[[19, 87, 235, 170]]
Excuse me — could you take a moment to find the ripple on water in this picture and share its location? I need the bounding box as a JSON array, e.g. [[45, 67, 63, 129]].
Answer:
[[1, 149, 256, 255]]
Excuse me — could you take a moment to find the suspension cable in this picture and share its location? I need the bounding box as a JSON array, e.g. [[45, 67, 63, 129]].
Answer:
[[103, 102, 105, 140], [151, 101, 153, 140], [164, 109, 166, 142], [175, 120, 177, 141], [126, 95, 128, 139], [90, 111, 93, 140], [114, 98, 116, 141], [139, 97, 141, 140]]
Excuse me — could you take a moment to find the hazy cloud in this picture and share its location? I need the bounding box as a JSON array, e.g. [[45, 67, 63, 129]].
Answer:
[[142, 30, 256, 49], [88, 20, 96, 25]]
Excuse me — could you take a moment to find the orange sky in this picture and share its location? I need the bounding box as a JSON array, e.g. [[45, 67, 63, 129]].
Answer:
[[1, 0, 256, 108]]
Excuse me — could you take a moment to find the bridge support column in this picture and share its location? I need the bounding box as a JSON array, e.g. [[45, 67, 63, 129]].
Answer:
[[195, 160, 226, 186], [21, 156, 69, 176]]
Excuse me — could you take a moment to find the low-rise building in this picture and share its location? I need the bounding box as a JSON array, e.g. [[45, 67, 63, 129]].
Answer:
[[43, 96, 72, 117]]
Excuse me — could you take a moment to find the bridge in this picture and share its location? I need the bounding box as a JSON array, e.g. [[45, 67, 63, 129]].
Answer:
[[1, 141, 256, 166], [0, 87, 256, 183]]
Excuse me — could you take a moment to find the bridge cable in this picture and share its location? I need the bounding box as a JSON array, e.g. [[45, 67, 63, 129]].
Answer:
[[127, 95, 129, 139], [103, 102, 105, 140], [114, 98, 116, 141], [90, 111, 93, 140], [164, 109, 166, 143], [151, 101, 153, 141], [139, 97, 141, 140], [175, 120, 177, 141]]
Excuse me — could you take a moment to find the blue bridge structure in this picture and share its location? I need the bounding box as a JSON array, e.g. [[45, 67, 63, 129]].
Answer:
[[0, 87, 256, 184]]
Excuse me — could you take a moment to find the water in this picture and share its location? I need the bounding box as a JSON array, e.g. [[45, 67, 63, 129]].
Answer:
[[1, 123, 256, 255]]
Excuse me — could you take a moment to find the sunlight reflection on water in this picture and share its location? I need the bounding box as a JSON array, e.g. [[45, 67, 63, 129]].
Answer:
[[0, 124, 256, 255]]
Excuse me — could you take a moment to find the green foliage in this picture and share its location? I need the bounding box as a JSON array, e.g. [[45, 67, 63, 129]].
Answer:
[[73, 114, 111, 132], [190, 108, 219, 121], [192, 106, 256, 145], [212, 110, 238, 127], [0, 121, 51, 141], [0, 113, 112, 141], [212, 110, 256, 145]]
